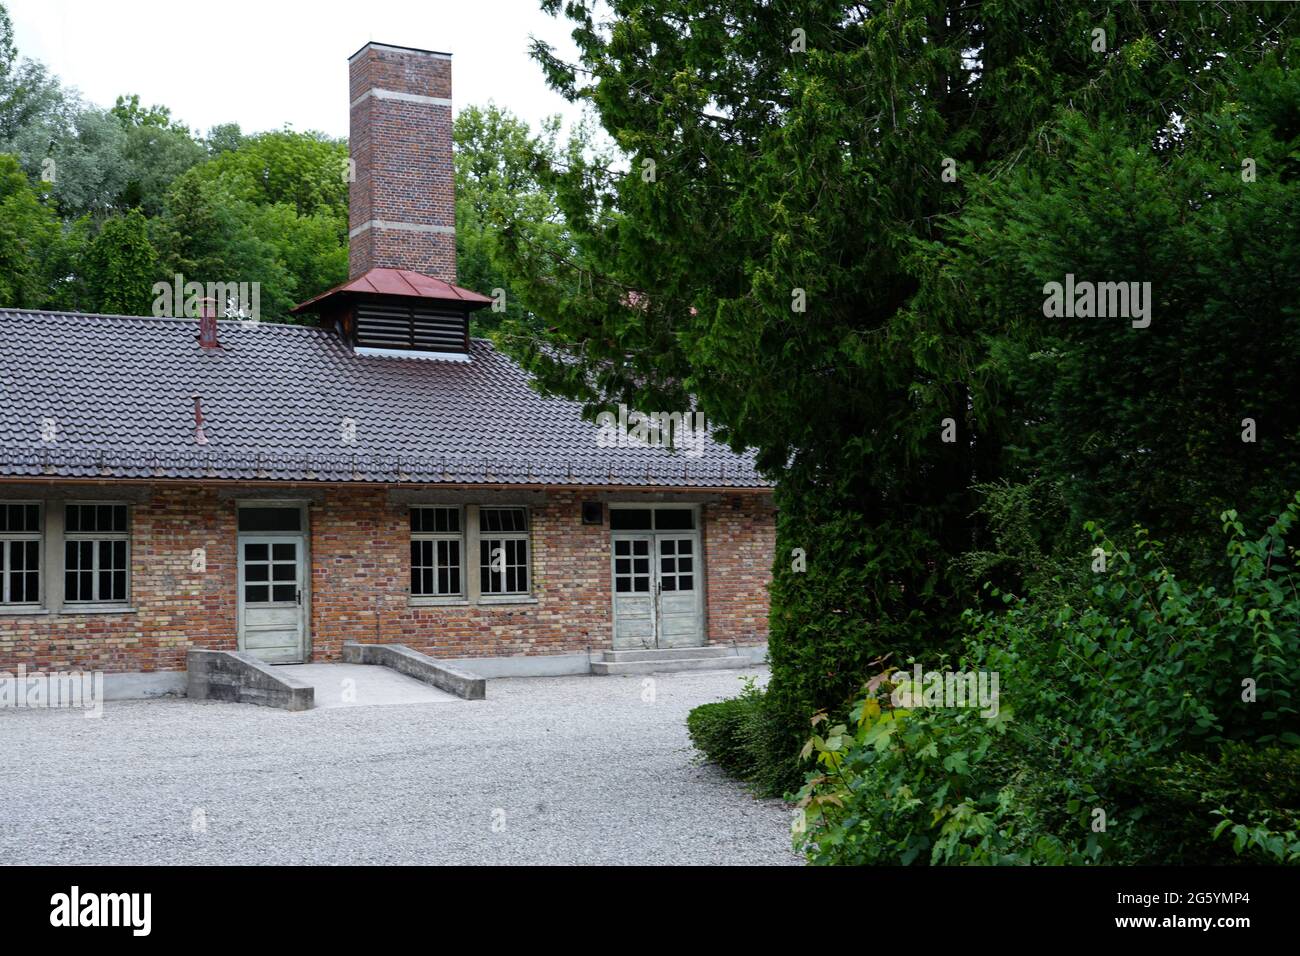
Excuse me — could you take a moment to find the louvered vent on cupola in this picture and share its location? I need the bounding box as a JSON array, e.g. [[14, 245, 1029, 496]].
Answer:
[[354, 300, 468, 353], [285, 44, 493, 343], [289, 269, 492, 359]]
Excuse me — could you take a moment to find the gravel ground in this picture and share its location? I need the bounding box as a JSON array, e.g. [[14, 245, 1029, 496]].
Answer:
[[0, 667, 801, 866]]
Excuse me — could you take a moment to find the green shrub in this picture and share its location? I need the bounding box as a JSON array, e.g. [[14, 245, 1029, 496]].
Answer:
[[687, 678, 802, 796], [1141, 744, 1300, 864], [1212, 810, 1300, 864], [793, 685, 1067, 865], [763, 472, 967, 796], [687, 690, 760, 778], [794, 493, 1300, 864]]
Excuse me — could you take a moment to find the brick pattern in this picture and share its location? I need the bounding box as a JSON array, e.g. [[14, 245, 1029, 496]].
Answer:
[[348, 45, 457, 282], [0, 488, 236, 673], [703, 496, 775, 644], [0, 486, 773, 673]]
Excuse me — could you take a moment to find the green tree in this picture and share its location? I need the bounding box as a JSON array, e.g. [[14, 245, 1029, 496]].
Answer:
[[81, 208, 159, 315], [185, 128, 348, 217], [246, 201, 347, 307], [111, 94, 205, 216], [0, 2, 65, 146], [453, 103, 597, 334], [153, 172, 294, 320], [0, 151, 59, 306], [929, 40, 1300, 577], [205, 122, 244, 157], [493, 0, 1296, 785], [157, 129, 348, 317]]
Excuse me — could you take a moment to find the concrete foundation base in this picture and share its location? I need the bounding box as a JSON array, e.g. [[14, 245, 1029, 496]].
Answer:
[[447, 643, 768, 679], [103, 671, 188, 700], [12, 644, 769, 702]]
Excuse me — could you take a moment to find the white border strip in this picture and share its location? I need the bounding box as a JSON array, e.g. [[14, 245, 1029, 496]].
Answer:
[[349, 220, 456, 239], [350, 88, 452, 110], [355, 346, 472, 363]]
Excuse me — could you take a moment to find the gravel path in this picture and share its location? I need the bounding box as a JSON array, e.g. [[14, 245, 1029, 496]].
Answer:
[[0, 667, 801, 865]]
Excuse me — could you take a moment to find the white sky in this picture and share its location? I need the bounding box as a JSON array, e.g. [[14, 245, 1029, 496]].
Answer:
[[6, 0, 590, 139]]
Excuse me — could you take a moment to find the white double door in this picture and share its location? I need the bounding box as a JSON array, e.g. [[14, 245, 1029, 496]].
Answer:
[[611, 533, 703, 649]]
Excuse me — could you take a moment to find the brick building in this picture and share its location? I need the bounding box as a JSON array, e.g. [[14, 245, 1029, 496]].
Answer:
[[0, 42, 774, 696]]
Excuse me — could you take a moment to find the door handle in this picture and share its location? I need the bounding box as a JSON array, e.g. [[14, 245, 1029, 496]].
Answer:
[[296, 589, 302, 606]]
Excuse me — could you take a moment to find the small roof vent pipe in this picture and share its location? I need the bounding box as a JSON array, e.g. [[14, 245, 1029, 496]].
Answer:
[[192, 393, 209, 445], [198, 298, 220, 350]]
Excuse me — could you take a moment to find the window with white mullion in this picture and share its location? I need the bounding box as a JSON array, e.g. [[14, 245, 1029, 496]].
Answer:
[[410, 506, 463, 597], [64, 503, 130, 604], [479, 507, 530, 596], [0, 502, 42, 605]]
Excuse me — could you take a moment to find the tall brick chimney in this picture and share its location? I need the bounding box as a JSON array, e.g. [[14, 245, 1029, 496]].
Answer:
[[348, 42, 456, 282]]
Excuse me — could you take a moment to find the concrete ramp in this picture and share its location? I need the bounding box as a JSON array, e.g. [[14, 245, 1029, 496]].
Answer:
[[342, 642, 486, 699], [277, 663, 460, 709], [187, 649, 314, 711]]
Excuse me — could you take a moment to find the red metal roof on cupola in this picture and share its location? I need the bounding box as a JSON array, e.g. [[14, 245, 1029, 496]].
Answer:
[[291, 267, 493, 314]]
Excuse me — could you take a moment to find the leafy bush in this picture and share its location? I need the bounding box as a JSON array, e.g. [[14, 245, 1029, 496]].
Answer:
[[793, 686, 1073, 865], [687, 678, 801, 797], [794, 493, 1300, 864], [1144, 744, 1300, 864], [687, 683, 761, 778], [1212, 809, 1300, 864]]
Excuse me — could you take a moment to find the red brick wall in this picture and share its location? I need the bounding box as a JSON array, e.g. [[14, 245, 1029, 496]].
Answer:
[[348, 43, 457, 281], [0, 487, 236, 674], [0, 486, 773, 673], [703, 496, 774, 644]]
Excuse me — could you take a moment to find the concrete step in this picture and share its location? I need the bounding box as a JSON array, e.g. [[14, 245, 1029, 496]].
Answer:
[[604, 646, 738, 663], [591, 656, 757, 676]]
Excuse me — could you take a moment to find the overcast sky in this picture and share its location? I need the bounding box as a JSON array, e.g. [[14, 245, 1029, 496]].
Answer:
[[6, 0, 590, 139]]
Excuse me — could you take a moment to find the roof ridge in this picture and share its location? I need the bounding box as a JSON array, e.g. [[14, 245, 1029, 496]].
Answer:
[[0, 308, 330, 332], [0, 307, 500, 347]]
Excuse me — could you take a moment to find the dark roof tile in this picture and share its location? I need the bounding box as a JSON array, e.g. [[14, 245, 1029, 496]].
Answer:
[[0, 309, 768, 488]]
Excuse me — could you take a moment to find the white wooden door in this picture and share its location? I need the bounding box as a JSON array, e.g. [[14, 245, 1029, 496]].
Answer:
[[612, 535, 655, 649], [655, 534, 703, 647], [611, 531, 704, 649], [237, 536, 305, 663]]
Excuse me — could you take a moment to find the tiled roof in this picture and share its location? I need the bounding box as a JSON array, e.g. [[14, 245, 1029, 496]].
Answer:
[[0, 309, 768, 488], [291, 267, 493, 313]]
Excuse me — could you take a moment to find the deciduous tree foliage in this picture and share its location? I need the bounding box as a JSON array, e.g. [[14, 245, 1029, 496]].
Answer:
[[454, 103, 598, 334], [0, 1, 575, 325], [149, 130, 352, 319], [493, 0, 1297, 773], [0, 152, 58, 307], [82, 207, 159, 316]]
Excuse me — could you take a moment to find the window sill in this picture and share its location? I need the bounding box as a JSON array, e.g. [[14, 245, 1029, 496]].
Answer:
[[408, 597, 469, 607], [477, 595, 538, 606], [60, 605, 137, 615], [0, 606, 48, 617]]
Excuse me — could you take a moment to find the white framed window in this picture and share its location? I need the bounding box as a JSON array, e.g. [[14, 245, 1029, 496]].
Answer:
[[0, 501, 42, 605], [63, 502, 130, 604], [410, 506, 464, 597], [479, 507, 530, 596]]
